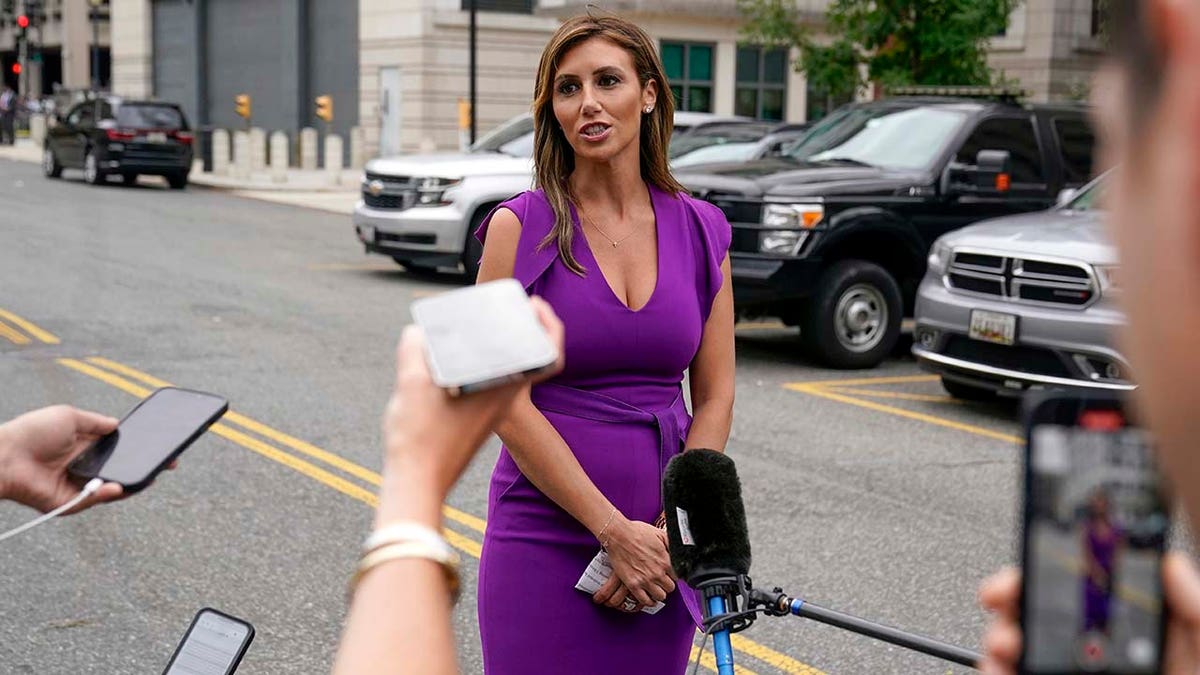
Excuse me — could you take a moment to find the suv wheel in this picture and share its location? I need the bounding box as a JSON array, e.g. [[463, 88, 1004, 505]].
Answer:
[[801, 259, 903, 369], [166, 173, 188, 190], [42, 147, 62, 178], [940, 376, 996, 402], [84, 149, 105, 185]]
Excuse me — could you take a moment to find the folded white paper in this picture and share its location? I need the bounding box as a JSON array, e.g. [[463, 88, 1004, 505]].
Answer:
[[575, 549, 665, 615]]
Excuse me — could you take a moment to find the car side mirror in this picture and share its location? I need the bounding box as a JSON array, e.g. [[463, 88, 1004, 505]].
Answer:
[[946, 149, 1013, 196], [1057, 187, 1078, 207]]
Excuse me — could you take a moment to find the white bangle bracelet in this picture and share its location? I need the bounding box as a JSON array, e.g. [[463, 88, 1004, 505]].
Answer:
[[363, 521, 451, 556]]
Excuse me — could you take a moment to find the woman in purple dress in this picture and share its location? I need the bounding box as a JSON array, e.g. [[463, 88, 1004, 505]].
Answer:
[[473, 14, 735, 675], [1081, 490, 1123, 636]]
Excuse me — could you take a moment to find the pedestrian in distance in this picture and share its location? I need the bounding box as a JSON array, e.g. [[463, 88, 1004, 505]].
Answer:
[[0, 85, 17, 146], [471, 13, 736, 675], [979, 0, 1200, 671]]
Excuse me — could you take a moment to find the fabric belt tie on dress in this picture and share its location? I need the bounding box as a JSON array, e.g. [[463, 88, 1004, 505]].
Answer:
[[529, 382, 704, 625]]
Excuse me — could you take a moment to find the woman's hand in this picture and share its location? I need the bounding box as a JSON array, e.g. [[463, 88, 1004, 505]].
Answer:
[[592, 516, 676, 611], [978, 553, 1200, 674]]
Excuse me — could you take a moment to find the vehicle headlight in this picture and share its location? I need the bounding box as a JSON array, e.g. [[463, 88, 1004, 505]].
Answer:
[[416, 176, 463, 206], [1095, 265, 1120, 293], [762, 203, 824, 229], [759, 230, 810, 255], [927, 241, 953, 276]]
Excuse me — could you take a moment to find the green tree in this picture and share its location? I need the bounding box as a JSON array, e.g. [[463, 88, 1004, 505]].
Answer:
[[739, 0, 1020, 101]]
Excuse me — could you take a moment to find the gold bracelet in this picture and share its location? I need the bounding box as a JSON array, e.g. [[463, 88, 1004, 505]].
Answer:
[[348, 540, 462, 603], [363, 521, 448, 555], [597, 506, 617, 549]]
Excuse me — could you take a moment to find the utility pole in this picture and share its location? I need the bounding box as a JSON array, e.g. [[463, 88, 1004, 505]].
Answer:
[[468, 0, 477, 145]]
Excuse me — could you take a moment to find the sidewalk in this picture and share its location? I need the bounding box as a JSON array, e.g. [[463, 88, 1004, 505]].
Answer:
[[0, 138, 361, 215]]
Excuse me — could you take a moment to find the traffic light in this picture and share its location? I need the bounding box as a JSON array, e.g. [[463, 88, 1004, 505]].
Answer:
[[315, 95, 333, 123], [11, 62, 20, 75], [15, 13, 27, 28], [235, 94, 251, 120]]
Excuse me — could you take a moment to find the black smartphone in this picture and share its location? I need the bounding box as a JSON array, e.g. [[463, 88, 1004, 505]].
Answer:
[[67, 387, 228, 493], [1020, 391, 1169, 675], [161, 608, 254, 675]]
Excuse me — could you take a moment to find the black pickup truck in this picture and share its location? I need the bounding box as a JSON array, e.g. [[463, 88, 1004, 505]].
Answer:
[[678, 96, 1096, 368]]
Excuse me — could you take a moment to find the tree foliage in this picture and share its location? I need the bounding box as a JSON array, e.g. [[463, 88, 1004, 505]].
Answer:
[[739, 0, 1020, 100]]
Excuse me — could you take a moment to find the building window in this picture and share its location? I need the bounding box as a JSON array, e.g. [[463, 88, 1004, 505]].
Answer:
[[735, 46, 787, 121], [461, 0, 533, 13], [661, 41, 714, 113], [1090, 0, 1104, 36], [805, 79, 852, 124]]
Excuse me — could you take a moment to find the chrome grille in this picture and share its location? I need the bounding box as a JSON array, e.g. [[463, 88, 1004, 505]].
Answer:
[[945, 250, 1098, 307], [362, 173, 418, 211]]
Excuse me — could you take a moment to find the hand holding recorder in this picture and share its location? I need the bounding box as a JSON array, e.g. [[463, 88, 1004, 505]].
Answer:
[[378, 289, 565, 526], [0, 405, 124, 514]]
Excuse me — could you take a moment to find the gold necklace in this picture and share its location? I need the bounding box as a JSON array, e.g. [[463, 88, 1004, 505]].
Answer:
[[579, 208, 638, 248]]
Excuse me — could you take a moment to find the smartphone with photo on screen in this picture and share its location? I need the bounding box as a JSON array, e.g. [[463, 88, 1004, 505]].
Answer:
[[1020, 391, 1169, 675]]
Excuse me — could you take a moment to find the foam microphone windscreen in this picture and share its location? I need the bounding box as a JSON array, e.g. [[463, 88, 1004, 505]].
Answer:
[[662, 449, 751, 585]]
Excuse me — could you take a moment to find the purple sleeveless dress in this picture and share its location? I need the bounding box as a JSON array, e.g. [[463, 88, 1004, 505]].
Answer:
[[474, 185, 731, 674]]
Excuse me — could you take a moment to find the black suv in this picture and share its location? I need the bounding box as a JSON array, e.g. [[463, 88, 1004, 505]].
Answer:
[[678, 96, 1095, 368], [43, 96, 193, 189]]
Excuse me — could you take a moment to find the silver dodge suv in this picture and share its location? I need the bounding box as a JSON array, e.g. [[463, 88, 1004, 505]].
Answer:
[[912, 173, 1134, 399]]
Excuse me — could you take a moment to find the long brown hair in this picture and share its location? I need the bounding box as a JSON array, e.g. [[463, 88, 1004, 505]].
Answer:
[[532, 14, 686, 274]]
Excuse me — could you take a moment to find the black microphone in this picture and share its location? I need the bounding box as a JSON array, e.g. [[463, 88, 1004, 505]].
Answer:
[[662, 449, 753, 675]]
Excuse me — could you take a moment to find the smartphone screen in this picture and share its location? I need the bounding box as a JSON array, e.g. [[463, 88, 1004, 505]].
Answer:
[[162, 608, 254, 675], [69, 387, 228, 490], [1022, 397, 1168, 674]]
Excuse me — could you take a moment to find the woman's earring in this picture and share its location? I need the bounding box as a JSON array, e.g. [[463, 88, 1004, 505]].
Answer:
[[644, 106, 653, 113]]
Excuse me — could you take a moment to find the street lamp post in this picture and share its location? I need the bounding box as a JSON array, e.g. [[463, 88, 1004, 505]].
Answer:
[[89, 0, 102, 90]]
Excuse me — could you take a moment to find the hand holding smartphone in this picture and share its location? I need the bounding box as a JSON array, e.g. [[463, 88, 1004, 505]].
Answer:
[[1020, 392, 1169, 675], [410, 279, 560, 395], [68, 387, 228, 493]]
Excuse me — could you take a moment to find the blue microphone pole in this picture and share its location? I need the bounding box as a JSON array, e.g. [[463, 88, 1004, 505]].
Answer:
[[707, 595, 735, 675]]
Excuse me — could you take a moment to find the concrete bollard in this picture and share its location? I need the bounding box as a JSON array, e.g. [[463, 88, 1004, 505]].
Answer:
[[349, 126, 365, 170], [29, 113, 46, 146], [324, 134, 344, 185], [300, 127, 318, 171], [249, 127, 267, 172], [233, 130, 251, 180], [269, 131, 288, 183], [211, 128, 231, 175]]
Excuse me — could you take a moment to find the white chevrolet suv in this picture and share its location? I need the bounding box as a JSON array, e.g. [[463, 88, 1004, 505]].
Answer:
[[353, 111, 747, 279]]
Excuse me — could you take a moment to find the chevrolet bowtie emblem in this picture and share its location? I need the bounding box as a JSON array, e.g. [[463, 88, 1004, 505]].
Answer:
[[367, 179, 385, 196]]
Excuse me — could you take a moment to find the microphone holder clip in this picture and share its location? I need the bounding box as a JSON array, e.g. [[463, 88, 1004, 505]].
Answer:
[[693, 571, 755, 635]]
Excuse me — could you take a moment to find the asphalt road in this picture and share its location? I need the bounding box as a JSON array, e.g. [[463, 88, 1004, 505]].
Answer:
[[0, 158, 1030, 674]]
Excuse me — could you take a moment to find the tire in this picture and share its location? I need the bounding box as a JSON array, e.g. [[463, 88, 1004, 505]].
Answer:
[[392, 257, 438, 276], [800, 259, 903, 369], [462, 208, 490, 281], [940, 376, 997, 402], [42, 146, 62, 178], [166, 173, 188, 190], [83, 149, 104, 185]]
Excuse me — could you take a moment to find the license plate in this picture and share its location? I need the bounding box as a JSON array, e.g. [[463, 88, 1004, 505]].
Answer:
[[144, 132, 168, 143], [969, 309, 1017, 346]]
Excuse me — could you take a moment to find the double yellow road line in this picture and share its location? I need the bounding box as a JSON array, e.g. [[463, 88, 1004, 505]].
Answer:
[[0, 308, 60, 346], [50, 356, 822, 675]]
